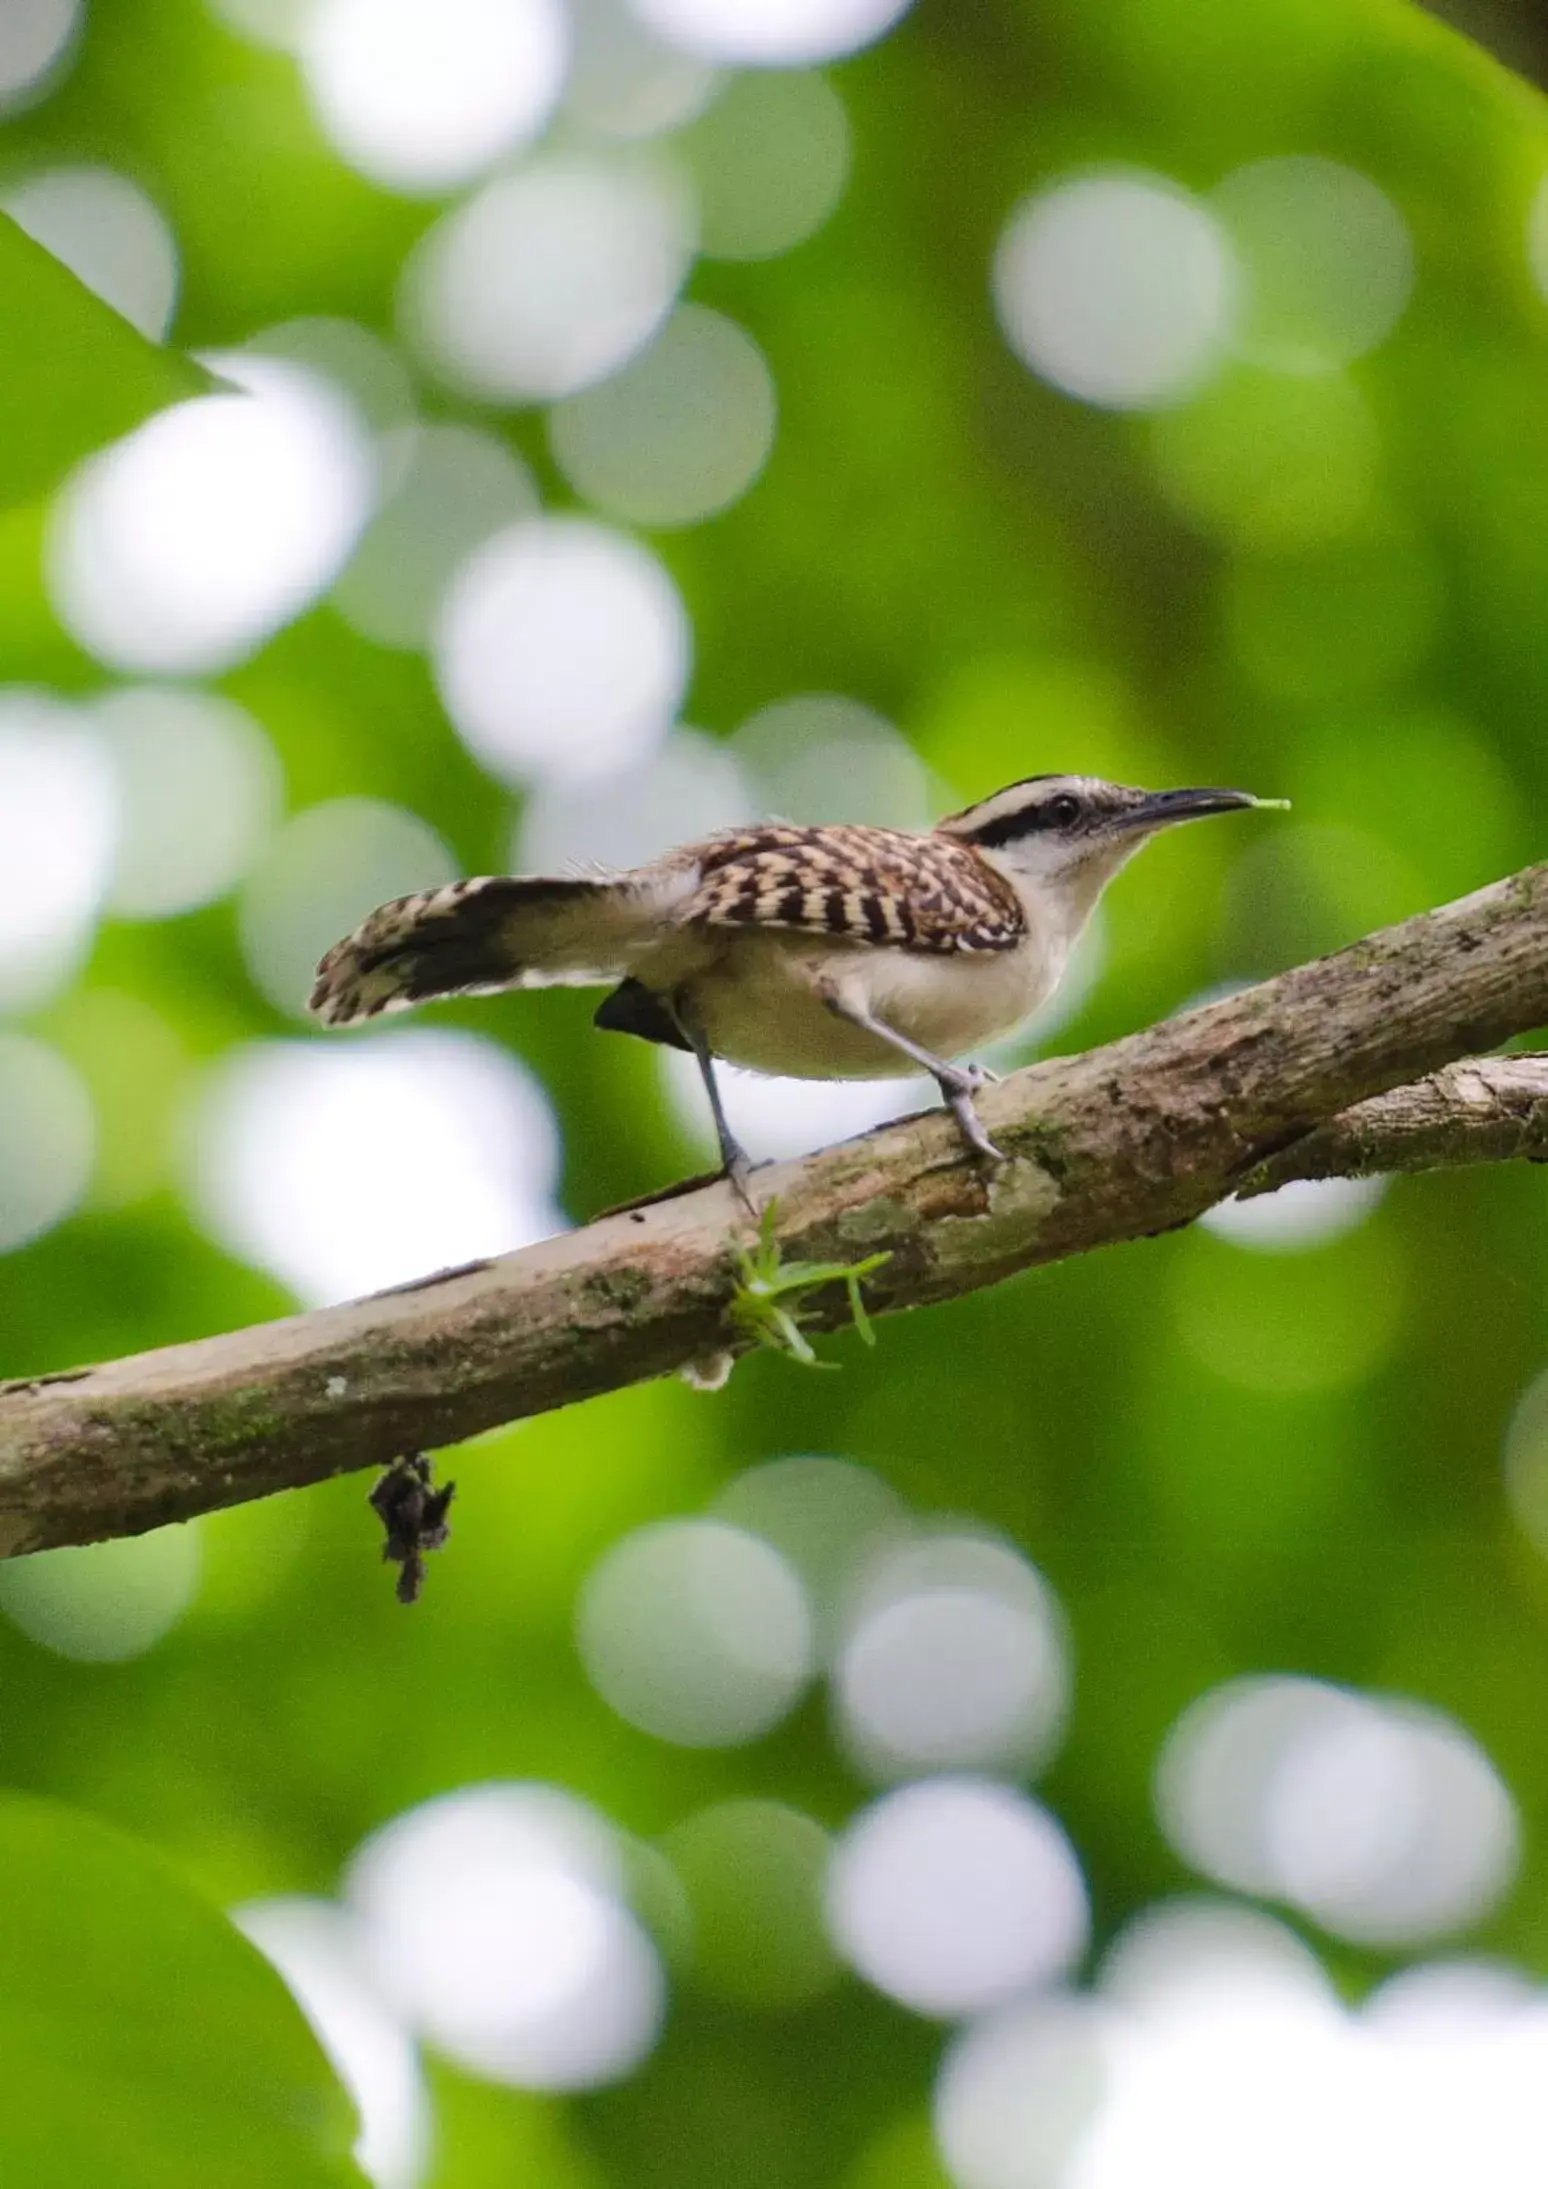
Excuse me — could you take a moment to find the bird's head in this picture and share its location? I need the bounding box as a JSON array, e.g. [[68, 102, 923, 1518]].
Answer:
[[935, 774, 1280, 931]]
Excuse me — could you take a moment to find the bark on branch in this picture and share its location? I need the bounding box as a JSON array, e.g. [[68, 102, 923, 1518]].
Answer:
[[1243, 1053, 1548, 1191], [4, 862, 1548, 1558]]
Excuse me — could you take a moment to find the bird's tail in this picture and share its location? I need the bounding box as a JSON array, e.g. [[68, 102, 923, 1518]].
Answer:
[[309, 872, 675, 1026]]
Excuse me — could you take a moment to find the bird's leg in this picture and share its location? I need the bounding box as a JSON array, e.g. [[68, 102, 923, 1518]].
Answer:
[[671, 993, 757, 1211], [820, 992, 1006, 1164]]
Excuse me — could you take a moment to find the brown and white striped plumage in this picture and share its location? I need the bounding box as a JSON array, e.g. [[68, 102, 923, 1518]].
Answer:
[[309, 820, 1030, 1035], [684, 824, 1025, 954], [310, 869, 680, 1025], [309, 774, 1266, 1172]]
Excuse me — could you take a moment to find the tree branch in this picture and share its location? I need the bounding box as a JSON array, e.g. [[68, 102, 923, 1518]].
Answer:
[[4, 862, 1548, 1558], [1242, 1053, 1548, 1192]]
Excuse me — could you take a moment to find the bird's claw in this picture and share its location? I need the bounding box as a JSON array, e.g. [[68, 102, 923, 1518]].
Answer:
[[723, 1147, 759, 1216], [942, 1060, 998, 1096], [944, 1084, 1007, 1167]]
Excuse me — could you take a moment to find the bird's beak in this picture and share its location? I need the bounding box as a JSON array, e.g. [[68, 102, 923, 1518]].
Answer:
[[1107, 787, 1285, 834]]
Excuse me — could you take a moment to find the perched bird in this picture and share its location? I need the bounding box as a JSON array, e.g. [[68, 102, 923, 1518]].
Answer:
[[310, 773, 1276, 1198]]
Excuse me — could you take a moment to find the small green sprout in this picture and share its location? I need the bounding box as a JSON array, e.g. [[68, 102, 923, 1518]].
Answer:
[[728, 1202, 891, 1367]]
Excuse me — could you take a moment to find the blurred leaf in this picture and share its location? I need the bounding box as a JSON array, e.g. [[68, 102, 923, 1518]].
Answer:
[[0, 213, 212, 511], [0, 1790, 365, 2189]]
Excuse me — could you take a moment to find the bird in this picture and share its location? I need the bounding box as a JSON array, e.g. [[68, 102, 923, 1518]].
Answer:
[[309, 773, 1278, 1201]]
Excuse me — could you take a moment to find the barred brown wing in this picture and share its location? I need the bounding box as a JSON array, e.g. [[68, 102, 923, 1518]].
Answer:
[[679, 825, 1024, 954]]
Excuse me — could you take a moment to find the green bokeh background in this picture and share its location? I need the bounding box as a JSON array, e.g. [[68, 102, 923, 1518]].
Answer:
[[6, 0, 1548, 2180]]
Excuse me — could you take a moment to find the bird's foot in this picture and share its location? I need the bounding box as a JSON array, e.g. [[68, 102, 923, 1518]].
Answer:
[[940, 1077, 1006, 1165], [722, 1143, 760, 1216], [939, 1059, 999, 1096]]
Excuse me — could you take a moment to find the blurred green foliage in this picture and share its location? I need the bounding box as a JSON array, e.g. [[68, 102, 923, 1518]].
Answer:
[[0, 1789, 365, 2187], [7, 0, 1548, 2182], [0, 212, 209, 508]]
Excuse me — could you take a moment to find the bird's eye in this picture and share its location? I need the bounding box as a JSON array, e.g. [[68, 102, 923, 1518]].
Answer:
[[1046, 793, 1082, 827]]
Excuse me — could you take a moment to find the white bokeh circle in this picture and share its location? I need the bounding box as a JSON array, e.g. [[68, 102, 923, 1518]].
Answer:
[[434, 517, 690, 789], [0, 1523, 199, 1662], [731, 691, 932, 830], [1156, 1676, 1520, 1947], [515, 728, 751, 874], [930, 1897, 1548, 2189], [1216, 155, 1414, 372], [188, 1030, 562, 1306], [1200, 1174, 1386, 1252], [549, 303, 776, 528], [577, 1518, 814, 1746], [835, 1535, 1071, 1782], [345, 1784, 663, 2092], [0, 0, 79, 108], [934, 1995, 1110, 2189], [49, 356, 376, 675], [0, 690, 116, 1009], [632, 0, 915, 65], [299, 0, 568, 195], [3, 165, 178, 339], [712, 1454, 909, 1647], [1096, 1896, 1335, 2020], [827, 1779, 1089, 2018], [563, 0, 717, 140], [96, 685, 283, 919], [993, 171, 1234, 410], [236, 1897, 429, 2189], [684, 70, 850, 261], [404, 152, 694, 404], [0, 1032, 96, 1252], [246, 316, 417, 436]]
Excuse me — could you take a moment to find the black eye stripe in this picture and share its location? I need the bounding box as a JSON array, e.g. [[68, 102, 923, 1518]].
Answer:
[[966, 795, 1084, 848]]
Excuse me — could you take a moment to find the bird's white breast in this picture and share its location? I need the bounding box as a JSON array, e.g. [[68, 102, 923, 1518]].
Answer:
[[680, 931, 1060, 1080]]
